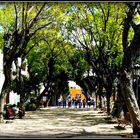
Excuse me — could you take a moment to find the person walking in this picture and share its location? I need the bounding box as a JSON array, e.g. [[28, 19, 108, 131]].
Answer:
[[63, 97, 67, 108], [12, 104, 19, 118], [87, 96, 91, 108], [78, 97, 82, 108], [58, 96, 62, 107], [75, 97, 78, 108], [82, 98, 86, 108], [68, 98, 72, 108], [71, 96, 75, 107]]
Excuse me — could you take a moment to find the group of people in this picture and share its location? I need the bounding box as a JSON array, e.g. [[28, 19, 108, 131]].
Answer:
[[58, 95, 95, 108], [5, 104, 25, 119]]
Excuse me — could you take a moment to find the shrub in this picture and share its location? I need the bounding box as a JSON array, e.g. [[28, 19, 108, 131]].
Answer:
[[25, 102, 37, 111]]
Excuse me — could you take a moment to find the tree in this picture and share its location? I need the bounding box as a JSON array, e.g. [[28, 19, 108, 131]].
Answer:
[[26, 26, 73, 107], [0, 2, 53, 121], [119, 2, 140, 134], [61, 2, 125, 114]]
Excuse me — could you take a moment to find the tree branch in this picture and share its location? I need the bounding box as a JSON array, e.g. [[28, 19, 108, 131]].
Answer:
[[14, 2, 18, 31], [22, 2, 25, 30], [30, 22, 52, 37], [122, 2, 137, 51], [28, 3, 46, 29]]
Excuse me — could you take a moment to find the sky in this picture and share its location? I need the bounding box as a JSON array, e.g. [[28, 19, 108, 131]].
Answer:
[[68, 80, 81, 89], [0, 26, 2, 32], [0, 3, 6, 9]]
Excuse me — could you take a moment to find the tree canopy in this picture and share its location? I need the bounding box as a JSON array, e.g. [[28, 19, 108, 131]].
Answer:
[[0, 2, 140, 134]]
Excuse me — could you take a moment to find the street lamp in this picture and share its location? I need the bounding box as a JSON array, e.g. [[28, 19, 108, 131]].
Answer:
[[133, 64, 140, 102]]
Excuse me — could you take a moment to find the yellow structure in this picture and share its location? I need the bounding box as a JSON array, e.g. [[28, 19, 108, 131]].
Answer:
[[70, 88, 86, 100]]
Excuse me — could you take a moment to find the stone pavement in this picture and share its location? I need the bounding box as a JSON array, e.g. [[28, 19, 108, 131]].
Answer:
[[0, 106, 135, 139]]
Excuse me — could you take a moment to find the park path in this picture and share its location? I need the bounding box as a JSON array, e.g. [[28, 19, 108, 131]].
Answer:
[[0, 107, 134, 139]]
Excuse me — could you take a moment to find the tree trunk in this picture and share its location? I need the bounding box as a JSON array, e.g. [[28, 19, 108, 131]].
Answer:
[[99, 94, 102, 110], [0, 83, 12, 122], [106, 93, 111, 115], [95, 93, 98, 109], [43, 94, 51, 107], [49, 94, 56, 106], [105, 85, 112, 115], [121, 19, 140, 134], [120, 70, 140, 134], [0, 95, 5, 122], [111, 84, 125, 118], [0, 61, 12, 122], [104, 78, 113, 115]]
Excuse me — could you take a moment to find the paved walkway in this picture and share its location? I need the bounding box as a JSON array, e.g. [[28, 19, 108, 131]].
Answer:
[[0, 107, 135, 139]]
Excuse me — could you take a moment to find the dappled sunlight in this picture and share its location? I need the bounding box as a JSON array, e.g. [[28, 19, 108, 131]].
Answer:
[[0, 107, 133, 138]]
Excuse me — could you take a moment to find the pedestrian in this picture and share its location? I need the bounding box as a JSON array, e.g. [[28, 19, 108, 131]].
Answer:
[[78, 97, 82, 108], [82, 98, 86, 108], [91, 98, 95, 107], [12, 104, 19, 118], [18, 106, 25, 119], [87, 96, 91, 108], [58, 96, 62, 107], [68, 98, 71, 108], [72, 96, 75, 107], [75, 98, 78, 108], [63, 97, 67, 108]]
